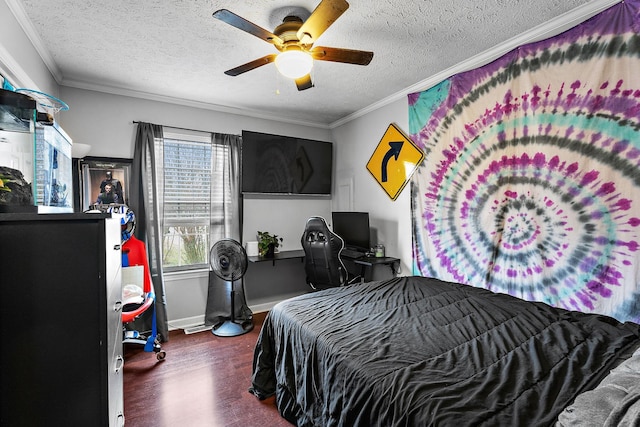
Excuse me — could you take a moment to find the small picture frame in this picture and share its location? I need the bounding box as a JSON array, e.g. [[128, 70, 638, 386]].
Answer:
[[78, 156, 132, 211]]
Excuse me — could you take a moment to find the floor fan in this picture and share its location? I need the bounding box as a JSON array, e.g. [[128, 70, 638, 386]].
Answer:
[[209, 238, 253, 337]]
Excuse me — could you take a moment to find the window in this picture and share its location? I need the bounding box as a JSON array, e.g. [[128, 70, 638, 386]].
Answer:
[[160, 130, 229, 271]]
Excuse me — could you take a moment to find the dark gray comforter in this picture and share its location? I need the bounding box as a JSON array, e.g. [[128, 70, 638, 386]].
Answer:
[[250, 276, 640, 426]]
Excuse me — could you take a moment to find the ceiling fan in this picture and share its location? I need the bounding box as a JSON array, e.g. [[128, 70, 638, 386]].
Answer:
[[212, 0, 374, 91]]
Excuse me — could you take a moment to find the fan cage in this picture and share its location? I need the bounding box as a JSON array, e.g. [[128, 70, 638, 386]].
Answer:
[[210, 238, 248, 281]]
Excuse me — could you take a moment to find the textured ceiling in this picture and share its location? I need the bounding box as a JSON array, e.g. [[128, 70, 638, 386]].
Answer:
[[10, 0, 609, 127]]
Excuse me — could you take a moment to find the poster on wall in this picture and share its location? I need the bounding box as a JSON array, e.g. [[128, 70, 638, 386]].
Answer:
[[408, 0, 640, 323], [78, 156, 131, 211]]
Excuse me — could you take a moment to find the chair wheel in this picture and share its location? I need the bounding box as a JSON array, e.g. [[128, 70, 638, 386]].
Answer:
[[156, 351, 166, 361]]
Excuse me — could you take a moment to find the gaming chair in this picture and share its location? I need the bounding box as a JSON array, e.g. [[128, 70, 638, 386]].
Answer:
[[301, 216, 348, 290]]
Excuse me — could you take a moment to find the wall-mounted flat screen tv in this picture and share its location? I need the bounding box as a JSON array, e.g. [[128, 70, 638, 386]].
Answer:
[[241, 130, 332, 195]]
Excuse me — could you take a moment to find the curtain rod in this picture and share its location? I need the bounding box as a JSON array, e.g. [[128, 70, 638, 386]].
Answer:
[[132, 121, 240, 137]]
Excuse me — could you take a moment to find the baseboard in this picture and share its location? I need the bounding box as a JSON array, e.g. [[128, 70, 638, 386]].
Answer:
[[249, 291, 309, 313], [249, 301, 281, 314], [168, 315, 205, 332], [168, 292, 308, 332], [183, 324, 212, 335]]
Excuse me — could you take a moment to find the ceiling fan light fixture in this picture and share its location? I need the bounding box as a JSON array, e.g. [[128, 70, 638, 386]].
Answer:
[[275, 50, 313, 79]]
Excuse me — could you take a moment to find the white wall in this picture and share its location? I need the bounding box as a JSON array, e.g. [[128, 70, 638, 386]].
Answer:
[[0, 2, 336, 327], [56, 86, 336, 327], [56, 86, 334, 249], [2, 0, 624, 329], [331, 99, 413, 277], [57, 86, 332, 159], [0, 0, 57, 95], [242, 195, 331, 251], [1, 2, 414, 329]]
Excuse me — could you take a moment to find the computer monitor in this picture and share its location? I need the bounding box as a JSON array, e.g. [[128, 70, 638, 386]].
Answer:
[[331, 212, 371, 253]]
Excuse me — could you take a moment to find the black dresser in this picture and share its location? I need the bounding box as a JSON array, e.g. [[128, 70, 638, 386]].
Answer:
[[0, 213, 124, 426]]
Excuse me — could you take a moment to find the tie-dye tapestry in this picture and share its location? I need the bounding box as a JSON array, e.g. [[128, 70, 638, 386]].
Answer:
[[409, 0, 640, 323]]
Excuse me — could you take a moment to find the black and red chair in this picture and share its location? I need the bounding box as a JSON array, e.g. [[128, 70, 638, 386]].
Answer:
[[89, 204, 165, 361], [119, 206, 165, 361]]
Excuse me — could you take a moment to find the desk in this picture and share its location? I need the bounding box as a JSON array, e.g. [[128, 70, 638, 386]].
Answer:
[[347, 256, 401, 283], [247, 250, 399, 283], [247, 249, 305, 266]]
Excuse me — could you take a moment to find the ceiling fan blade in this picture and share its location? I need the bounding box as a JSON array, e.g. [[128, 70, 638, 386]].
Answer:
[[295, 74, 314, 91], [213, 9, 284, 46], [297, 0, 349, 45], [310, 46, 373, 65], [224, 54, 277, 76]]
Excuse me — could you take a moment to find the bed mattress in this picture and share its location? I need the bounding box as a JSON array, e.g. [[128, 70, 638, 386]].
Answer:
[[250, 276, 640, 426]]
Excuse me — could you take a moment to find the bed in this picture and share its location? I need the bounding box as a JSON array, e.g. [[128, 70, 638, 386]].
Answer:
[[249, 276, 640, 426]]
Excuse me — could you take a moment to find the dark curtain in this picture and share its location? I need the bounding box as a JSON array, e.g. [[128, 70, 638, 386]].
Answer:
[[131, 122, 169, 341], [204, 132, 250, 327]]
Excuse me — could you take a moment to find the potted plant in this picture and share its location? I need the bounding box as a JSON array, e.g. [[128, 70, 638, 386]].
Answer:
[[257, 231, 283, 258]]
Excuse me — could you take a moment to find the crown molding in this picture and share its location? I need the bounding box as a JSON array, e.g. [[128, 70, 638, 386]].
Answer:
[[5, 0, 62, 84], [330, 0, 620, 129], [61, 77, 331, 129], [3, 0, 620, 130]]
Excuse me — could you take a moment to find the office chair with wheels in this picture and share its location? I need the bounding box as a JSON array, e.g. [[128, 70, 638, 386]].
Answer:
[[301, 216, 349, 290]]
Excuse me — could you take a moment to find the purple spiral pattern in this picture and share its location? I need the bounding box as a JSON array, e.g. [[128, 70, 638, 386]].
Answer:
[[409, 1, 640, 322]]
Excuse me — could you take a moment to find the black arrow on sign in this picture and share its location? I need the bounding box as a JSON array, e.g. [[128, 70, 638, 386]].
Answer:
[[381, 141, 404, 182]]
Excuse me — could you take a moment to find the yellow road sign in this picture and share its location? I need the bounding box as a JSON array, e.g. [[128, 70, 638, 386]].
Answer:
[[366, 123, 425, 200]]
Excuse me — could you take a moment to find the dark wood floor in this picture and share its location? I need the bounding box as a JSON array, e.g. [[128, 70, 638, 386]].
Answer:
[[123, 312, 292, 427]]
